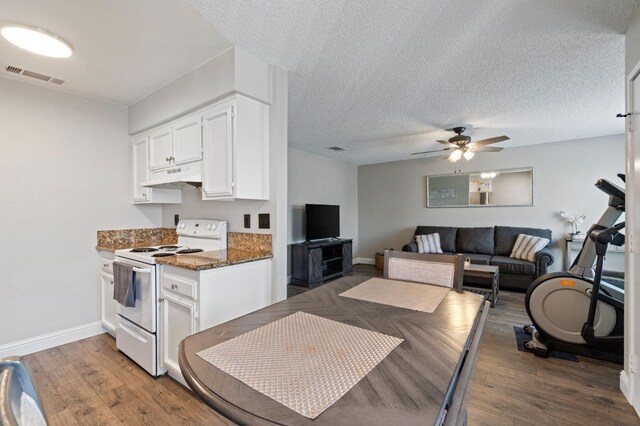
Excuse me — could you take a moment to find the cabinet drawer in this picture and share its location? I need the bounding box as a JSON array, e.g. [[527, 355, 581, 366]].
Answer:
[[100, 258, 114, 274], [163, 274, 197, 299]]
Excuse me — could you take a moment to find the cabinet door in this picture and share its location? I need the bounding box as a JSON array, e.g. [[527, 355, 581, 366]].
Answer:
[[202, 103, 234, 198], [172, 115, 202, 166], [148, 126, 173, 171], [100, 272, 117, 336], [161, 292, 197, 376], [342, 242, 353, 272], [132, 136, 150, 203], [308, 248, 323, 284]]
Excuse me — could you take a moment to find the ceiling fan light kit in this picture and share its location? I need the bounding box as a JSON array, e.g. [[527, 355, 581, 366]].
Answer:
[[411, 126, 509, 161], [448, 149, 463, 162]]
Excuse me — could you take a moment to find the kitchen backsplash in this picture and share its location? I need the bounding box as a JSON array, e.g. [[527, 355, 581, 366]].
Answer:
[[97, 228, 271, 253], [97, 228, 177, 250], [228, 232, 272, 253]]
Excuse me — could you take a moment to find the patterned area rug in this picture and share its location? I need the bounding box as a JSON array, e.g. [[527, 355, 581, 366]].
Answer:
[[513, 326, 578, 362]]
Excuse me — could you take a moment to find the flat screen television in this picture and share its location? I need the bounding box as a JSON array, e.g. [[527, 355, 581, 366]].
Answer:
[[305, 204, 340, 240]]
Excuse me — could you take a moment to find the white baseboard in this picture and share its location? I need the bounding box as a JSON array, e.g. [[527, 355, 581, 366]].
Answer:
[[0, 321, 104, 359], [354, 257, 375, 265], [621, 370, 640, 416], [621, 370, 631, 402]]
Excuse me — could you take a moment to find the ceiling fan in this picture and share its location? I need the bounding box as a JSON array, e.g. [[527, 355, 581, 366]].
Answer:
[[411, 126, 509, 162]]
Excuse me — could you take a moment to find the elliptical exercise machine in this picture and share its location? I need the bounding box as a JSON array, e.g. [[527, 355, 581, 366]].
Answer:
[[524, 175, 626, 363]]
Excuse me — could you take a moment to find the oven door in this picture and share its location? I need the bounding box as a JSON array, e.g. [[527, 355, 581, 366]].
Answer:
[[114, 257, 157, 333]]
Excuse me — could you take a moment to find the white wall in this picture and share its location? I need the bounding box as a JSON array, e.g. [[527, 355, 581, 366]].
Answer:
[[627, 9, 640, 77], [288, 148, 359, 274], [0, 78, 162, 346], [623, 9, 640, 414], [358, 135, 625, 272], [128, 47, 271, 134]]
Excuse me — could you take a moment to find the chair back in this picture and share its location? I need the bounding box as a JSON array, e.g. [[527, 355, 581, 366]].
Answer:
[[384, 250, 464, 291]]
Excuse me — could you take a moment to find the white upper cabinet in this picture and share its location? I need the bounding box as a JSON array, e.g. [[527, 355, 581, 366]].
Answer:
[[202, 102, 234, 198], [173, 115, 203, 165], [132, 134, 181, 204], [149, 127, 173, 171], [132, 135, 151, 202], [201, 95, 269, 200], [148, 117, 203, 171]]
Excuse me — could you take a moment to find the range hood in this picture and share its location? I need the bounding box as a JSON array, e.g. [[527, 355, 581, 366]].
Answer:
[[141, 162, 202, 189]]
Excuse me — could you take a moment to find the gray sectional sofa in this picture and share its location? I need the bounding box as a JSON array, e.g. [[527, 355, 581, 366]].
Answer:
[[402, 226, 554, 291]]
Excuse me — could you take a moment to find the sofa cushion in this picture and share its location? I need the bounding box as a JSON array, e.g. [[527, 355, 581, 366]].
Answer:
[[415, 233, 444, 254], [459, 253, 492, 265], [510, 234, 550, 262], [495, 226, 552, 256], [415, 226, 457, 253], [490, 255, 536, 275], [456, 227, 494, 254]]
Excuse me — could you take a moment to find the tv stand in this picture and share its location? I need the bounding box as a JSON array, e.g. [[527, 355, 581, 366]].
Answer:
[[291, 239, 353, 287]]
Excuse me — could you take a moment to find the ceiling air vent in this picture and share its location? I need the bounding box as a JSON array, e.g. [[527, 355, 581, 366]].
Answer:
[[5, 65, 22, 74], [327, 146, 347, 151], [3, 65, 65, 86]]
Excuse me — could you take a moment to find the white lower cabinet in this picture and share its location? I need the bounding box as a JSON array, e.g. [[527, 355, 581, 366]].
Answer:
[[160, 260, 272, 383], [160, 292, 197, 379], [99, 251, 117, 336]]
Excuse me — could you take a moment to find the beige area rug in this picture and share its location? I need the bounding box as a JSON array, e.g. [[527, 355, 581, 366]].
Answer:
[[197, 311, 403, 419], [339, 277, 450, 313]]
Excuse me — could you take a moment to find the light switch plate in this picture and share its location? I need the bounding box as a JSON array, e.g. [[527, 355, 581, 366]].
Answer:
[[258, 213, 270, 229]]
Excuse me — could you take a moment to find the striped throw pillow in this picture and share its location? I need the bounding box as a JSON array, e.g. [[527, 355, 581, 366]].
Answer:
[[509, 234, 550, 262], [415, 233, 444, 254]]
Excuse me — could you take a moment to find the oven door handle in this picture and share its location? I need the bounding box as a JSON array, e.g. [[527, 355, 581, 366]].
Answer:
[[132, 267, 151, 274]]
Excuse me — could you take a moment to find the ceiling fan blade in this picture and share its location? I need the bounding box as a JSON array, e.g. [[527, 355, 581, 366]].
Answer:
[[472, 136, 510, 146], [472, 146, 503, 152], [436, 140, 458, 148], [411, 148, 451, 155]]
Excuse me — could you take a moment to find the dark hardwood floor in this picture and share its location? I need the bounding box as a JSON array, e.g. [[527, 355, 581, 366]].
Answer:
[[25, 265, 638, 425]]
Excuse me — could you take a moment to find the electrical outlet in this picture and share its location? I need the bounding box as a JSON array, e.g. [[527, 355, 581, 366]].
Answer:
[[259, 213, 270, 229], [244, 214, 251, 229]]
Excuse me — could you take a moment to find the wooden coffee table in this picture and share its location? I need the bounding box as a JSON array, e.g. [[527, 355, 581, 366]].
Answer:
[[463, 264, 499, 307]]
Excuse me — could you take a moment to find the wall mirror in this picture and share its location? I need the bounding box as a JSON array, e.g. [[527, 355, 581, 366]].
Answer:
[[427, 168, 533, 208]]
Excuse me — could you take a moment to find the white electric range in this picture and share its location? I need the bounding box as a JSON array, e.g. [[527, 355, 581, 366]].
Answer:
[[113, 219, 227, 375]]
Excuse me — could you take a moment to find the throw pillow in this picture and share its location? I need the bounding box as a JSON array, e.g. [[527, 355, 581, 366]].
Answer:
[[415, 233, 444, 254], [510, 234, 550, 262]]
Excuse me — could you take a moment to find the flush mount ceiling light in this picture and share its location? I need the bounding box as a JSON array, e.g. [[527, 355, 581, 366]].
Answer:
[[1, 24, 73, 58]]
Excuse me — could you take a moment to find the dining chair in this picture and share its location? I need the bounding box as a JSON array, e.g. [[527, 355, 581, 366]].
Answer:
[[383, 250, 464, 291]]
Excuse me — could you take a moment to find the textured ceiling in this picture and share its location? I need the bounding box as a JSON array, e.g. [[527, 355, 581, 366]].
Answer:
[[191, 0, 638, 164], [0, 0, 231, 105]]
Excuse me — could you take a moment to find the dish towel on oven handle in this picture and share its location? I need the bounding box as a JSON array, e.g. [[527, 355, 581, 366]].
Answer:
[[113, 261, 136, 307]]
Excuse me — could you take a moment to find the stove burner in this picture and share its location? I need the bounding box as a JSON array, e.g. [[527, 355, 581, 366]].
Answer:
[[177, 249, 204, 254], [152, 253, 175, 258], [130, 247, 159, 253], [159, 245, 180, 250]]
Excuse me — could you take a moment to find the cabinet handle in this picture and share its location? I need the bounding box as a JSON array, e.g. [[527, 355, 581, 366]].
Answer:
[[142, 193, 147, 199], [171, 284, 178, 290], [110, 281, 114, 285], [158, 298, 164, 303], [103, 263, 109, 267]]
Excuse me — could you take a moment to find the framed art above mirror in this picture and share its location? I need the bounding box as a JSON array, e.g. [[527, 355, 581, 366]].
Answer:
[[426, 167, 533, 208]]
